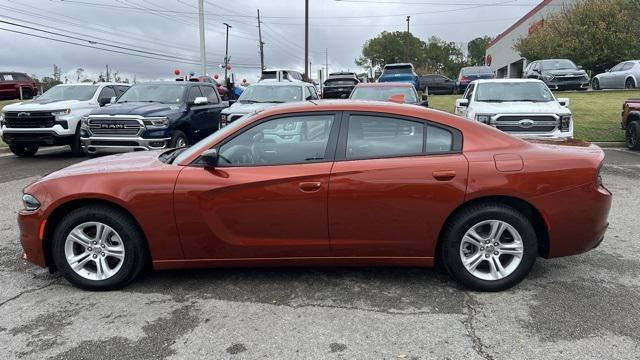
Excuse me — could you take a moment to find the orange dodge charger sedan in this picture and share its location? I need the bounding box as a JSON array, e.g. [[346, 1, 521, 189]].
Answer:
[[18, 101, 611, 291]]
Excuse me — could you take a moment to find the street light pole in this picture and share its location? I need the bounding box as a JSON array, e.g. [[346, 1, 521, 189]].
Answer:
[[223, 22, 232, 81], [304, 0, 309, 81], [198, 0, 206, 76]]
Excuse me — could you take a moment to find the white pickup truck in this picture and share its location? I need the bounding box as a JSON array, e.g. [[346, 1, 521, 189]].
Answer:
[[454, 79, 573, 139], [0, 82, 129, 156]]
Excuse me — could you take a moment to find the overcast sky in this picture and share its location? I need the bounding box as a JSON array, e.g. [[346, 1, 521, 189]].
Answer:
[[0, 0, 540, 83]]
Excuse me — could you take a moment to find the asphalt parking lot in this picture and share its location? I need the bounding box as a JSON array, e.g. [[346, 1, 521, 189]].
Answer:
[[0, 147, 639, 359]]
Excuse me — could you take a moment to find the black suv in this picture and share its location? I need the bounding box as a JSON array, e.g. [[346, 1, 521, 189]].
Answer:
[[80, 82, 227, 155], [322, 72, 360, 99], [523, 59, 589, 91]]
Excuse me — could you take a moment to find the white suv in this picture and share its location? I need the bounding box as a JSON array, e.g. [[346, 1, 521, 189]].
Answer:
[[454, 79, 573, 139], [0, 82, 129, 157]]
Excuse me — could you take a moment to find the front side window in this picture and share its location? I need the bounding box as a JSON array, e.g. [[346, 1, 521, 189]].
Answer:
[[464, 84, 475, 101], [187, 86, 203, 103], [98, 86, 116, 100], [218, 115, 335, 166], [117, 84, 186, 104], [200, 86, 219, 103], [346, 115, 424, 159], [38, 85, 98, 101]]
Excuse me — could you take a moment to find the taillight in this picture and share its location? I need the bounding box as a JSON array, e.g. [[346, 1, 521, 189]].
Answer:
[[460, 75, 470, 81]]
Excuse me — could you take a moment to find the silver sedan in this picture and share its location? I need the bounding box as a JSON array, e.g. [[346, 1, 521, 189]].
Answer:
[[592, 60, 640, 90]]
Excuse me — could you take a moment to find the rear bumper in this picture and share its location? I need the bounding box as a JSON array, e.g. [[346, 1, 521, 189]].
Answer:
[[322, 88, 353, 99], [81, 136, 171, 154], [533, 182, 612, 258]]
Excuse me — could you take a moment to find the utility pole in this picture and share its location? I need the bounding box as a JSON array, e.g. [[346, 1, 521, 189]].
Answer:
[[257, 9, 265, 70], [223, 22, 232, 81], [405, 16, 411, 63], [325, 48, 328, 79], [198, 0, 206, 76], [304, 0, 309, 81], [105, 64, 110, 82]]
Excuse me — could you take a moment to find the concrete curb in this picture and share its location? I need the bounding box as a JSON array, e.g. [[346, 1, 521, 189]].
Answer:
[[592, 141, 626, 148]]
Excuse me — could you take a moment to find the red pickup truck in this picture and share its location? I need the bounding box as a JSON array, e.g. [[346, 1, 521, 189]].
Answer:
[[0, 72, 38, 100], [622, 99, 640, 150]]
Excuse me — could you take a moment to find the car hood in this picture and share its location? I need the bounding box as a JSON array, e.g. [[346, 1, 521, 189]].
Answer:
[[88, 102, 184, 117], [2, 99, 89, 111], [222, 102, 289, 114], [472, 101, 570, 114], [544, 69, 587, 77], [41, 150, 169, 181]]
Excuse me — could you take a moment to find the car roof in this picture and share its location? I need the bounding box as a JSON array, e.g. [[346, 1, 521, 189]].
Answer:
[[249, 82, 306, 87], [56, 82, 128, 86], [355, 82, 413, 88], [132, 81, 203, 86], [472, 78, 544, 84], [384, 63, 413, 68]]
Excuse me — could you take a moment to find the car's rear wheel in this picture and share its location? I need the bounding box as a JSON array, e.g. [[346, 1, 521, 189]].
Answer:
[[9, 144, 39, 157], [170, 130, 188, 148], [52, 205, 147, 290], [592, 78, 600, 90], [625, 78, 636, 89], [441, 203, 538, 291], [626, 120, 640, 150]]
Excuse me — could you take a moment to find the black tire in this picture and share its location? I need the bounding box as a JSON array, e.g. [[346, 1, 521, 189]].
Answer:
[[440, 203, 538, 292], [52, 205, 148, 290], [9, 144, 39, 157], [69, 124, 85, 157], [626, 120, 640, 151], [170, 130, 188, 148], [592, 78, 600, 90], [625, 78, 636, 89], [22, 88, 33, 100]]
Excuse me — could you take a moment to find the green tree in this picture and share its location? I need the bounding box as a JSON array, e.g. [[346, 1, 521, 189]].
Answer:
[[515, 0, 640, 74], [52, 64, 62, 82], [467, 36, 492, 66], [355, 31, 426, 73]]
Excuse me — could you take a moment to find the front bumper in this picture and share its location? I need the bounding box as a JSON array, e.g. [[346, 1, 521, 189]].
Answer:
[[544, 79, 590, 91], [18, 209, 47, 267], [2, 130, 74, 146], [81, 136, 171, 154]]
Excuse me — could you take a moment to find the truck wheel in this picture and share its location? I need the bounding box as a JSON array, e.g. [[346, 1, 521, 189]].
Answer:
[[170, 130, 188, 148], [69, 125, 85, 157], [626, 120, 640, 150], [440, 202, 537, 292], [9, 144, 39, 157]]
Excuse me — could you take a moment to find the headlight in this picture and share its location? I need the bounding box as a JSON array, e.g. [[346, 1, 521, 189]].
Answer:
[[22, 194, 40, 211], [543, 74, 555, 81], [475, 114, 493, 124], [143, 117, 169, 129], [51, 109, 71, 116], [0, 110, 4, 127], [560, 115, 571, 131]]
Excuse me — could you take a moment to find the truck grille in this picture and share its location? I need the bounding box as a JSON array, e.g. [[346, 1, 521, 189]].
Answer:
[[4, 111, 56, 128], [87, 117, 143, 136], [492, 115, 558, 133]]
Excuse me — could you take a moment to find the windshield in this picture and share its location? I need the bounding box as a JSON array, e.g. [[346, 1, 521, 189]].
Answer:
[[38, 85, 98, 101], [238, 85, 302, 103], [475, 82, 554, 102], [383, 66, 413, 75], [350, 86, 417, 103], [462, 67, 493, 75], [117, 84, 186, 104], [324, 79, 358, 86], [171, 113, 255, 164], [541, 59, 577, 70]]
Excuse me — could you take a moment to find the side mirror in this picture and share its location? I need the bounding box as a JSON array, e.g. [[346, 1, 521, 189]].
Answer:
[[421, 93, 428, 101], [420, 100, 429, 107], [455, 99, 469, 108], [110, 96, 117, 104], [228, 99, 236, 106], [201, 148, 219, 168], [193, 96, 208, 105], [98, 97, 111, 106], [557, 98, 570, 107], [577, 65, 583, 70]]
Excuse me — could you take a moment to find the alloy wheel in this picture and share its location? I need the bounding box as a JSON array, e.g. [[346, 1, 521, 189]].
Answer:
[[459, 220, 524, 281], [64, 222, 125, 281]]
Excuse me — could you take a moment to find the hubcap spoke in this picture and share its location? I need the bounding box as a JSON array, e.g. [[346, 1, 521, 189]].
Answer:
[[69, 252, 91, 271], [464, 252, 485, 271], [68, 228, 93, 246], [489, 220, 506, 241]]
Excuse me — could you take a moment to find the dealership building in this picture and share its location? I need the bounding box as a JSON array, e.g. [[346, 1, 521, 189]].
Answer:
[[485, 0, 583, 78]]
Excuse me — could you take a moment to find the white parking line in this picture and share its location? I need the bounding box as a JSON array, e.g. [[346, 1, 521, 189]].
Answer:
[[0, 146, 68, 158]]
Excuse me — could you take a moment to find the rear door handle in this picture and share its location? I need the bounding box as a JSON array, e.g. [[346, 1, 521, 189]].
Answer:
[[432, 170, 456, 181], [299, 181, 322, 192]]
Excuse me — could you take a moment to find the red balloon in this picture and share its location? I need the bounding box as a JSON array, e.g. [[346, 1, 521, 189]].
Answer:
[[226, 64, 232, 71], [213, 74, 219, 79], [174, 69, 181, 76], [242, 78, 247, 83]]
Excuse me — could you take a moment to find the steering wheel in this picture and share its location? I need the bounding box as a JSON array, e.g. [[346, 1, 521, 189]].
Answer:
[[221, 145, 255, 165]]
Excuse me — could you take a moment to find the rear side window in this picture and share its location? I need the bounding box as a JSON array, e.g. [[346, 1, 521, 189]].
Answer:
[[2, 74, 14, 81], [426, 125, 453, 153], [621, 63, 634, 71], [200, 86, 219, 103], [346, 115, 424, 159], [13, 73, 29, 81]]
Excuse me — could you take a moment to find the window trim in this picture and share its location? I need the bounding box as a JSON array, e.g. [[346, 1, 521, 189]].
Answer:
[[191, 111, 343, 168], [334, 111, 463, 162]]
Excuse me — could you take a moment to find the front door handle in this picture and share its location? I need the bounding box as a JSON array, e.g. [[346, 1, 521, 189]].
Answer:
[[299, 181, 322, 192], [432, 170, 456, 181]]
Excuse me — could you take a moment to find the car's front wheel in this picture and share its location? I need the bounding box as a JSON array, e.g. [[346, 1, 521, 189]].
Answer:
[[626, 120, 640, 150], [52, 205, 148, 290], [9, 144, 39, 157], [441, 203, 538, 292]]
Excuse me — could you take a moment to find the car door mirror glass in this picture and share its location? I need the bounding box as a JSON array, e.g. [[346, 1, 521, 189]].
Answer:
[[201, 148, 219, 168], [557, 98, 570, 107]]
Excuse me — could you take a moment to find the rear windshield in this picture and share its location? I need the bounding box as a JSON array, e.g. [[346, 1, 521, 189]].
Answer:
[[350, 86, 417, 103], [324, 78, 358, 86], [383, 66, 413, 75], [261, 71, 277, 80], [461, 67, 493, 75]]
